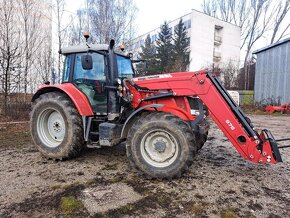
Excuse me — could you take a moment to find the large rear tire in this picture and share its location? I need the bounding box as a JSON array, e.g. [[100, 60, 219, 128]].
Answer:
[[30, 92, 84, 159], [126, 112, 197, 179]]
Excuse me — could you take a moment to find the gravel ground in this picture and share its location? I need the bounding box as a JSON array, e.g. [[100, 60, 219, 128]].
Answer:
[[0, 115, 289, 218]]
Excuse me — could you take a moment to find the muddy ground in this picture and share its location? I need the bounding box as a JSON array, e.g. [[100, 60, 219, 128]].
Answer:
[[0, 115, 289, 218]]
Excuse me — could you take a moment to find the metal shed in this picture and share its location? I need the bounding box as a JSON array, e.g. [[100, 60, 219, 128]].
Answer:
[[253, 38, 290, 105]]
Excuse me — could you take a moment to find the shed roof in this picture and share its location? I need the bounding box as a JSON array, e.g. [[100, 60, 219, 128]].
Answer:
[[253, 37, 290, 54]]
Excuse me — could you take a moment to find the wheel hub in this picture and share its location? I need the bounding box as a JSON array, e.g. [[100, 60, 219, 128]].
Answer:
[[53, 122, 61, 132], [154, 140, 166, 153], [142, 131, 178, 166], [37, 109, 66, 148]]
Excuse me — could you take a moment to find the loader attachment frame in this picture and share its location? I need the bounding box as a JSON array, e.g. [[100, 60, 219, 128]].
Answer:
[[128, 71, 283, 164], [207, 73, 282, 163]]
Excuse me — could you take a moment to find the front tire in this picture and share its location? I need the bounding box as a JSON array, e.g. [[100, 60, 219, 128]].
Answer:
[[30, 92, 84, 159], [126, 112, 197, 179]]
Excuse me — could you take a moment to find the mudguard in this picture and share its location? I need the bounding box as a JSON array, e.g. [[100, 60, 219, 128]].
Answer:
[[31, 83, 94, 116]]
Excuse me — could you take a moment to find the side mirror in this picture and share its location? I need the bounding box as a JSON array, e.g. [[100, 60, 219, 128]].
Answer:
[[81, 54, 93, 70]]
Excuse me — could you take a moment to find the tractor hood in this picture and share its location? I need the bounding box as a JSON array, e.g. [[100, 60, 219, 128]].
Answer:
[[131, 71, 206, 90]]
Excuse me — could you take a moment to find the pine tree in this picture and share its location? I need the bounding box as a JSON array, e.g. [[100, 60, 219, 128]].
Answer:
[[156, 21, 174, 73], [173, 19, 190, 72], [137, 34, 158, 75]]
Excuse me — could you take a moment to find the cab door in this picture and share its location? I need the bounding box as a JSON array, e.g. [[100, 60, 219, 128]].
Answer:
[[73, 52, 107, 114]]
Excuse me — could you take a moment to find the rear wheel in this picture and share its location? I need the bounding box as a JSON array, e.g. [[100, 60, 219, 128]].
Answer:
[[126, 112, 197, 179], [30, 92, 84, 159]]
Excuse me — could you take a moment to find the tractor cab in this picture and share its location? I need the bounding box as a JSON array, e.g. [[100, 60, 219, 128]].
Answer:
[[60, 41, 134, 115]]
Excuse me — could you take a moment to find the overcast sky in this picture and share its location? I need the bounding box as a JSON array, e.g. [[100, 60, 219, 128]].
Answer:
[[134, 0, 203, 34], [65, 0, 203, 35]]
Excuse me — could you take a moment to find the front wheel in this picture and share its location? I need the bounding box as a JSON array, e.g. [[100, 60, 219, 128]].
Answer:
[[126, 112, 197, 179], [30, 92, 84, 159]]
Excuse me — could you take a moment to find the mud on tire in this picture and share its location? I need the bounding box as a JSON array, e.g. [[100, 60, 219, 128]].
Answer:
[[30, 92, 84, 159], [126, 112, 197, 179]]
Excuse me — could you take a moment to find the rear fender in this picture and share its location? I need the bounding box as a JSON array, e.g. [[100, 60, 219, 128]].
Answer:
[[32, 83, 94, 116]]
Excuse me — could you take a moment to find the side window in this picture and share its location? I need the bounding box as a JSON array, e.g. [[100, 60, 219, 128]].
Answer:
[[73, 52, 106, 81], [62, 55, 72, 82], [116, 55, 134, 78]]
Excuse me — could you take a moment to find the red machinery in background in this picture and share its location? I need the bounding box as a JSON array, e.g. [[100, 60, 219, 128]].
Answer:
[[265, 102, 290, 114]]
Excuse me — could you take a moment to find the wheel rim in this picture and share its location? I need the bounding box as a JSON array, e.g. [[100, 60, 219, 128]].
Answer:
[[37, 108, 66, 148], [141, 129, 179, 168]]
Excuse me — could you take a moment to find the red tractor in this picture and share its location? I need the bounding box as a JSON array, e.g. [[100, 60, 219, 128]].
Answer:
[[30, 38, 284, 179]]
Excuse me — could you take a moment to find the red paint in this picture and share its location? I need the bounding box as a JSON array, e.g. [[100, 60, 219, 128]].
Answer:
[[33, 83, 94, 116], [126, 71, 279, 164], [265, 102, 290, 114]]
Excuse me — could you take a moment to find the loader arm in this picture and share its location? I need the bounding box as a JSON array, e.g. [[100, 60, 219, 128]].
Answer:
[[193, 73, 282, 164], [128, 71, 282, 164]]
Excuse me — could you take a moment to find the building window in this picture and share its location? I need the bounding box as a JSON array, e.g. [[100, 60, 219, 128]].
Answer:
[[214, 25, 223, 45], [215, 25, 223, 30]]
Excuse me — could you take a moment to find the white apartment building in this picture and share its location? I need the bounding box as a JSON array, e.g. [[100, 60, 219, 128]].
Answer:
[[128, 10, 241, 71]]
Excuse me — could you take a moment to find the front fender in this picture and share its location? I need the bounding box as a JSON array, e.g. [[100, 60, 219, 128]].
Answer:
[[121, 104, 164, 138], [32, 83, 94, 116]]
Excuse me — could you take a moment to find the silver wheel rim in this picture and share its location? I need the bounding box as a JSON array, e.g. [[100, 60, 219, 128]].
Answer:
[[140, 129, 179, 168], [36, 108, 66, 148]]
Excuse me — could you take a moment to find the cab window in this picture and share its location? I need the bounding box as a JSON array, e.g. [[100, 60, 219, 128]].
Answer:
[[62, 55, 72, 83], [72, 52, 107, 113], [73, 52, 106, 81], [116, 55, 134, 78]]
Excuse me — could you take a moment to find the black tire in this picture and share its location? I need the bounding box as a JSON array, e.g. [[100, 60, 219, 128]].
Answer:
[[126, 112, 197, 179], [30, 92, 84, 159], [195, 132, 208, 151]]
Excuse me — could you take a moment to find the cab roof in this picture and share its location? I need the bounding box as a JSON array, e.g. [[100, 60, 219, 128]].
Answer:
[[60, 44, 127, 56], [59, 44, 109, 54]]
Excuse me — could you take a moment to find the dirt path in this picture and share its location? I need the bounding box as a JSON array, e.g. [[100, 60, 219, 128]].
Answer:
[[0, 115, 289, 217]]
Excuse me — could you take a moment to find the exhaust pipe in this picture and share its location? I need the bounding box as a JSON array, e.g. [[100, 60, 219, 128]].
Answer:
[[107, 39, 120, 121]]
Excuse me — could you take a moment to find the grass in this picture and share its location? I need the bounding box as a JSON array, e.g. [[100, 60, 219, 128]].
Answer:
[[110, 175, 123, 183], [221, 208, 238, 218], [190, 202, 209, 217], [60, 196, 85, 218], [119, 203, 135, 214]]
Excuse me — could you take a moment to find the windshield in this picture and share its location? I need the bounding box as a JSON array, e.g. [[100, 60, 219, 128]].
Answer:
[[116, 55, 134, 78]]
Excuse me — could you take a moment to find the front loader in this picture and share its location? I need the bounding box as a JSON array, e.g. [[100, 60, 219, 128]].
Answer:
[[30, 36, 286, 179]]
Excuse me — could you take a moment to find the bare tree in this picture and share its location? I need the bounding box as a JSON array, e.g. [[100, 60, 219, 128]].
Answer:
[[0, 1, 23, 115], [68, 10, 88, 45], [35, 36, 52, 84], [52, 0, 67, 83], [202, 0, 250, 44], [202, 0, 290, 90], [270, 0, 290, 43], [220, 60, 239, 89], [17, 0, 44, 94], [86, 0, 137, 44]]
